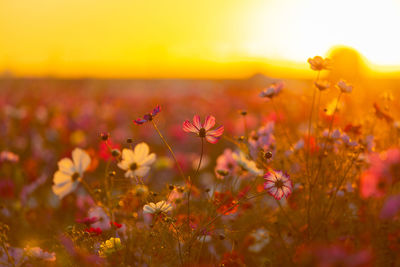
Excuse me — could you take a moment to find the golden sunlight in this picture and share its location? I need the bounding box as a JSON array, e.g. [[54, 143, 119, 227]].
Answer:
[[0, 0, 399, 78]]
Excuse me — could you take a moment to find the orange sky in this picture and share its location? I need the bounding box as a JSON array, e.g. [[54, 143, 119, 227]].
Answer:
[[1, 0, 400, 78]]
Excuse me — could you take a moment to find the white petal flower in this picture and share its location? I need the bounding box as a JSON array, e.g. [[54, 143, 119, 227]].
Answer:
[[52, 148, 91, 199], [143, 200, 172, 214], [117, 142, 156, 178], [232, 151, 263, 176]]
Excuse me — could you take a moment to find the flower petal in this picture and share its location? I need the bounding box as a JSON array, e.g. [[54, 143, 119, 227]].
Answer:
[[183, 121, 198, 133], [205, 135, 220, 144], [138, 153, 156, 166], [53, 171, 72, 186], [133, 142, 149, 163], [193, 115, 202, 129], [134, 166, 150, 177], [122, 149, 135, 162], [57, 158, 75, 175], [203, 115, 216, 131], [206, 125, 224, 137], [72, 148, 91, 175]]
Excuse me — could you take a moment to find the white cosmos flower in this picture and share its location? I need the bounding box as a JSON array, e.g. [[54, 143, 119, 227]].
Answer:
[[117, 142, 156, 178], [143, 200, 172, 214], [52, 148, 91, 199], [232, 150, 263, 176]]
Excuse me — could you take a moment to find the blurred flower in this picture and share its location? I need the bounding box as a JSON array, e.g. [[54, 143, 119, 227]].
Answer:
[[215, 148, 238, 179], [88, 206, 111, 230], [99, 237, 122, 258], [314, 80, 330, 91], [248, 122, 275, 158], [85, 227, 102, 236], [99, 139, 121, 161], [24, 246, 56, 262], [117, 142, 156, 178], [0, 151, 19, 164], [259, 81, 284, 98], [232, 150, 263, 176], [360, 148, 400, 198], [337, 80, 353, 93], [52, 148, 91, 199], [248, 228, 270, 253], [264, 170, 293, 200], [143, 200, 172, 214], [182, 115, 224, 144], [133, 105, 161, 125], [380, 194, 400, 220], [213, 191, 238, 215], [307, 56, 331, 71]]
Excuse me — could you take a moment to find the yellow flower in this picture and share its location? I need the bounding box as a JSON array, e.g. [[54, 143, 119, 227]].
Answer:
[[99, 237, 122, 257]]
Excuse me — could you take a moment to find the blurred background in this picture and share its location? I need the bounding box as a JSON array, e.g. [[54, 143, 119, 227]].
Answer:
[[0, 0, 400, 80]]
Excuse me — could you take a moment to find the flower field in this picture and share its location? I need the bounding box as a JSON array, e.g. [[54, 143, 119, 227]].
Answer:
[[1, 57, 400, 266]]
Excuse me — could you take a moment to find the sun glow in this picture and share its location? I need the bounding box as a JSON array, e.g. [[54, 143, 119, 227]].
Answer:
[[0, 0, 399, 78]]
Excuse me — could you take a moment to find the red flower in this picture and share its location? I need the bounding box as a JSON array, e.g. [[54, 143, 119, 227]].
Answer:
[[183, 115, 224, 144], [264, 170, 293, 200], [110, 221, 122, 229], [85, 227, 102, 235], [133, 105, 161, 125], [213, 191, 238, 215]]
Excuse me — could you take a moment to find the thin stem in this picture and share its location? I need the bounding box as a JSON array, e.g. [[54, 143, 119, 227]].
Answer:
[[187, 137, 204, 262], [151, 120, 186, 182], [1, 243, 15, 267]]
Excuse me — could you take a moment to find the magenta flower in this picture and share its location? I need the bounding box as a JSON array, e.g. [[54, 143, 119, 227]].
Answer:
[[183, 115, 224, 144], [264, 170, 293, 200], [133, 105, 161, 125]]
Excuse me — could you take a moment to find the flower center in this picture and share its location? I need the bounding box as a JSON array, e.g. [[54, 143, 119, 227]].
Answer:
[[130, 162, 138, 170], [274, 179, 284, 189], [199, 128, 206, 137], [72, 172, 80, 181]]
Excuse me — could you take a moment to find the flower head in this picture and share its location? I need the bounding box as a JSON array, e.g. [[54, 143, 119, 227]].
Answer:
[[307, 56, 331, 71], [52, 148, 91, 199], [264, 170, 293, 200], [143, 200, 172, 214], [183, 115, 224, 144], [232, 150, 263, 176], [133, 105, 161, 125], [99, 237, 123, 257], [259, 81, 284, 98], [117, 142, 156, 178], [337, 80, 353, 93], [314, 80, 330, 91], [24, 247, 56, 262]]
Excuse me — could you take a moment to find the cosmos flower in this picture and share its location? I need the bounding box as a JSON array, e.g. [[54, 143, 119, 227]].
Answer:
[[133, 105, 161, 125], [314, 80, 330, 91], [52, 148, 91, 199], [183, 115, 224, 144], [337, 80, 353, 93], [232, 150, 263, 176], [307, 56, 331, 71], [143, 200, 172, 214], [117, 142, 156, 178], [215, 148, 238, 179], [263, 170, 293, 200], [259, 82, 284, 98]]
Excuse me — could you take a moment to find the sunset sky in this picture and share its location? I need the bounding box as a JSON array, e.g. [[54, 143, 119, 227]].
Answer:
[[1, 0, 400, 78]]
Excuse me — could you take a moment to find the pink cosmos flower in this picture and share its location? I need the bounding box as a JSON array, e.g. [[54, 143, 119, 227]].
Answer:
[[215, 148, 238, 179], [182, 115, 224, 144], [360, 148, 400, 198], [264, 170, 293, 200], [133, 105, 161, 125]]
